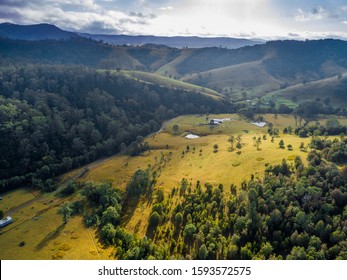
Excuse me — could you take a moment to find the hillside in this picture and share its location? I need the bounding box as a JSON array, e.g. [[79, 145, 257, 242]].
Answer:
[[0, 22, 79, 40], [121, 70, 223, 99], [1, 35, 347, 107], [262, 73, 347, 107], [0, 22, 261, 48]]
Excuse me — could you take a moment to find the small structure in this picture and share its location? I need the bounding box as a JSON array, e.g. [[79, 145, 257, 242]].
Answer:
[[251, 122, 267, 128], [0, 196, 2, 200], [185, 133, 200, 139], [0, 216, 13, 228], [210, 118, 231, 125]]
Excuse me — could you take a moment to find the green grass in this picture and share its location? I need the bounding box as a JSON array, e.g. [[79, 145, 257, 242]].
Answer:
[[4, 113, 347, 259], [62, 114, 315, 238], [123, 70, 223, 99], [0, 187, 112, 260], [183, 59, 283, 99], [262, 74, 347, 107]]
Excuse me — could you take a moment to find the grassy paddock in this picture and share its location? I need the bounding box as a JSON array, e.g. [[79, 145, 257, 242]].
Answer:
[[2, 113, 346, 258]]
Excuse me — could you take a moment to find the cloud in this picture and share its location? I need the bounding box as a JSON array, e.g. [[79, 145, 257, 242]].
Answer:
[[295, 6, 329, 22], [159, 6, 173, 11], [1, 0, 347, 38], [129, 11, 156, 19]]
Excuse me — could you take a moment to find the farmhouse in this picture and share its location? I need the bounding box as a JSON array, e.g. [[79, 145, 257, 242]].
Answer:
[[0, 216, 13, 228], [210, 118, 231, 125]]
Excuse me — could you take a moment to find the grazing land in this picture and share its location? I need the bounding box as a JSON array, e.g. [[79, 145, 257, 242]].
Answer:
[[3, 113, 343, 259]]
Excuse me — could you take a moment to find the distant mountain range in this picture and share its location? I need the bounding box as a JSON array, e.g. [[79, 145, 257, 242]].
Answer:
[[78, 33, 263, 49], [0, 22, 79, 40], [1, 22, 347, 106], [0, 22, 261, 49]]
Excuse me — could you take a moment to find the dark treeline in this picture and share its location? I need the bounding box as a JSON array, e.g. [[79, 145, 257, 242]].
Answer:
[[143, 156, 347, 259], [0, 64, 232, 192]]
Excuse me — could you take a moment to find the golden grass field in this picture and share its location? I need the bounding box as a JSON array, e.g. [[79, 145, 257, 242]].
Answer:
[[1, 113, 345, 259]]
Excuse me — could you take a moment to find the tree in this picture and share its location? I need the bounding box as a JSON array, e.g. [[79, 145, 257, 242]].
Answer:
[[174, 212, 183, 227], [57, 202, 73, 224], [213, 144, 219, 153], [260, 242, 273, 259], [286, 246, 307, 260], [156, 189, 164, 203], [101, 223, 116, 244], [198, 244, 208, 259], [0, 209, 4, 220], [101, 206, 121, 227], [228, 135, 235, 151], [299, 142, 306, 151], [173, 124, 179, 135], [126, 169, 150, 196], [255, 137, 261, 150], [149, 211, 161, 229], [184, 223, 197, 242], [279, 139, 285, 149]]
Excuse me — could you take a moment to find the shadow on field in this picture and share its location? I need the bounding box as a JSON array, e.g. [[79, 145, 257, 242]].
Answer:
[[121, 188, 153, 227], [121, 197, 141, 226], [35, 224, 65, 251]]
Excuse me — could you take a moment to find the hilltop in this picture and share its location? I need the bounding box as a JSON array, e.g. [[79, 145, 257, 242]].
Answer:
[[0, 22, 79, 40], [0, 22, 260, 49]]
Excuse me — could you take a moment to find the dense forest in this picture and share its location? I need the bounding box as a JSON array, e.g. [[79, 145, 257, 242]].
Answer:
[[0, 64, 232, 192]]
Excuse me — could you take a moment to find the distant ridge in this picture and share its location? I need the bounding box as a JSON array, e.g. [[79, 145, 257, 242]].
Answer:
[[0, 22, 80, 40], [78, 33, 263, 49], [0, 22, 262, 49]]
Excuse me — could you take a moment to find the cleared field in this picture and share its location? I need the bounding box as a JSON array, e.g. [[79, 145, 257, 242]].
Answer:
[[65, 114, 313, 236], [183, 59, 283, 98], [262, 73, 347, 107], [123, 70, 223, 99], [155, 48, 195, 78], [0, 187, 113, 260]]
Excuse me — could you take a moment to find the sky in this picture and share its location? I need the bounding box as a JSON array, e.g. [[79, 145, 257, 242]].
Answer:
[[1, 0, 347, 39]]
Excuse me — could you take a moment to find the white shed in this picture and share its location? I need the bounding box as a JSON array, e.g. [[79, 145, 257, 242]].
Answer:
[[0, 216, 13, 228]]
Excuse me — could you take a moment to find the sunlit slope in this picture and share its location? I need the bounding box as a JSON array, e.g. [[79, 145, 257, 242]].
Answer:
[[123, 70, 223, 99], [183, 59, 283, 98], [262, 73, 347, 107]]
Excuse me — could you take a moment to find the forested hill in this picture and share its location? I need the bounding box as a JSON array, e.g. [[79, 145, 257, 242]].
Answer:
[[1, 37, 347, 81], [0, 22, 79, 41], [0, 65, 231, 192], [0, 22, 260, 49]]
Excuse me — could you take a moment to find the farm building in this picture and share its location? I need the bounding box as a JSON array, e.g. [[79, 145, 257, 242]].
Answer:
[[251, 122, 267, 128], [0, 216, 13, 228], [210, 118, 231, 125]]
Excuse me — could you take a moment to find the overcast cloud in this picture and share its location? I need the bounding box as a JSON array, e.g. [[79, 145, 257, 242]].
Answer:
[[1, 0, 347, 39]]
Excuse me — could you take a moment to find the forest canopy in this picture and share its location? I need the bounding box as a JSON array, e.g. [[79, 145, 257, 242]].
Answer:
[[0, 64, 232, 192]]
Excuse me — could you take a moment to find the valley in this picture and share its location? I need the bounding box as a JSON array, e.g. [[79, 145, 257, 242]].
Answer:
[[0, 24, 347, 260]]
